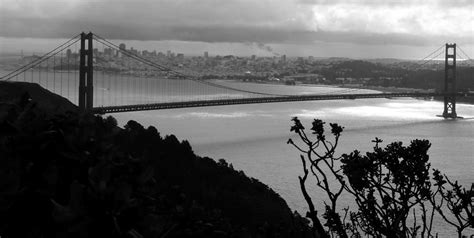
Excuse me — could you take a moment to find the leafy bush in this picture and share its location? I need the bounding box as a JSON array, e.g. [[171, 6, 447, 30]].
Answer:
[[289, 117, 473, 238]]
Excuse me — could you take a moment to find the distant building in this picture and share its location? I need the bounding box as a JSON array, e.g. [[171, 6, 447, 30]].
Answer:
[[284, 74, 324, 84], [251, 55, 256, 60], [118, 43, 126, 57], [177, 53, 184, 59], [22, 55, 41, 64], [167, 50, 171, 58], [281, 54, 286, 62], [66, 49, 72, 58], [204, 51, 209, 58], [104, 47, 113, 56]]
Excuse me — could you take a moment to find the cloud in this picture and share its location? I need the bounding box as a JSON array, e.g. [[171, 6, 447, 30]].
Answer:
[[1, 16, 446, 46], [308, 2, 473, 37], [298, 0, 473, 8], [0, 0, 472, 47]]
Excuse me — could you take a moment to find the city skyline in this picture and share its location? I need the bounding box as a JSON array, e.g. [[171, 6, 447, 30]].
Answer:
[[0, 0, 473, 59]]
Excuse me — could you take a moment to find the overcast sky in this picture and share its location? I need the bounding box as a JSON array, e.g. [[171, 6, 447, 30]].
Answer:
[[0, 0, 473, 58]]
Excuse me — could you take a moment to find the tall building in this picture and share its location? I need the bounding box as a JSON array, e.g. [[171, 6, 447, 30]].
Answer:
[[104, 48, 112, 56], [281, 54, 286, 62], [167, 50, 171, 58], [118, 43, 126, 57], [204, 51, 209, 58]]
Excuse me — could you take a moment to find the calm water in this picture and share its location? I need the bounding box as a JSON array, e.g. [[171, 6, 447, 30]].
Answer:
[[3, 70, 473, 236], [111, 84, 474, 237]]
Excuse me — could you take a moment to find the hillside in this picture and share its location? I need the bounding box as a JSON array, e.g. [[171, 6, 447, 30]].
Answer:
[[0, 82, 310, 238], [0, 81, 77, 115]]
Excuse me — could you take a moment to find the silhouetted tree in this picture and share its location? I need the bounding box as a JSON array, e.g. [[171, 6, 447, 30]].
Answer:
[[341, 138, 432, 238], [289, 117, 473, 237], [431, 170, 473, 238], [287, 118, 345, 238]]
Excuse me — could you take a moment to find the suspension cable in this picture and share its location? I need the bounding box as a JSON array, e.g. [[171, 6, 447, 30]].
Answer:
[[457, 45, 472, 61], [413, 44, 445, 66], [1, 37, 81, 81], [323, 45, 448, 95], [92, 33, 291, 97], [0, 34, 81, 81]]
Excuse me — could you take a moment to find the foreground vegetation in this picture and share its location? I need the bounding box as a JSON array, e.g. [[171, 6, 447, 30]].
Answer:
[[288, 118, 473, 238]]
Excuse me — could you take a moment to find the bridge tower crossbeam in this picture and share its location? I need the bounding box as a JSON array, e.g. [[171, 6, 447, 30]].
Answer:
[[79, 32, 94, 112], [442, 43, 457, 119]]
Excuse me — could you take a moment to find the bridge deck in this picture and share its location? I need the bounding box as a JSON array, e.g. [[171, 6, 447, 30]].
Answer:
[[92, 92, 473, 114]]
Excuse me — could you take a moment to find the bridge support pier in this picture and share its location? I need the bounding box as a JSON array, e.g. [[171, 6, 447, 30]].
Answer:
[[79, 32, 93, 112], [442, 43, 457, 119]]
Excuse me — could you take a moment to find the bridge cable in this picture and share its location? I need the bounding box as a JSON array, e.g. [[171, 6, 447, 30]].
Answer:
[[414, 44, 445, 65], [0, 34, 81, 81], [322, 45, 447, 96], [315, 45, 445, 96], [93, 35, 287, 97], [412, 50, 445, 70], [457, 45, 472, 61], [92, 33, 292, 97], [1, 38, 81, 82]]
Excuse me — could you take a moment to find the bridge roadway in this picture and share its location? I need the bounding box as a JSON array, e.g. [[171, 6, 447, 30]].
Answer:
[[92, 92, 474, 114]]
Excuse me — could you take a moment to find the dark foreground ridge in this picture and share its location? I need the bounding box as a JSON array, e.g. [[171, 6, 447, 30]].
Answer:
[[0, 82, 311, 238]]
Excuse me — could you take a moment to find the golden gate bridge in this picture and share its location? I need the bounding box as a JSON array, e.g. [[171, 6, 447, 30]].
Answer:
[[1, 32, 473, 118]]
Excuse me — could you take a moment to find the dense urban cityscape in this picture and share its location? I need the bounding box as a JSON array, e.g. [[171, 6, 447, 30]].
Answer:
[[5, 42, 472, 93]]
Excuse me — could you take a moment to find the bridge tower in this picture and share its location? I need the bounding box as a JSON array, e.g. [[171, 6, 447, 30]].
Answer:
[[79, 32, 94, 112], [442, 43, 457, 119]]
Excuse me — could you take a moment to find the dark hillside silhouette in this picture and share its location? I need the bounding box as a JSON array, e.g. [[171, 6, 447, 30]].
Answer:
[[0, 82, 311, 238]]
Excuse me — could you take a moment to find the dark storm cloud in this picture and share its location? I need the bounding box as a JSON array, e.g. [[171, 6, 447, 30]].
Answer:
[[0, 0, 472, 46], [0, 0, 308, 39], [0, 14, 440, 46], [298, 0, 473, 7]]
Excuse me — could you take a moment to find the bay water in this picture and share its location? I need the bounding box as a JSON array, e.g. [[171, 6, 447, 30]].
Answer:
[[3, 70, 473, 236]]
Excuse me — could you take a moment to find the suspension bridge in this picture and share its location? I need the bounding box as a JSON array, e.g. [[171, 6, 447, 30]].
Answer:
[[0, 32, 473, 118]]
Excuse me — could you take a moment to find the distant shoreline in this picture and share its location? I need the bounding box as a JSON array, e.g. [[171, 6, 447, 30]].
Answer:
[[343, 85, 474, 105], [237, 79, 474, 105]]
